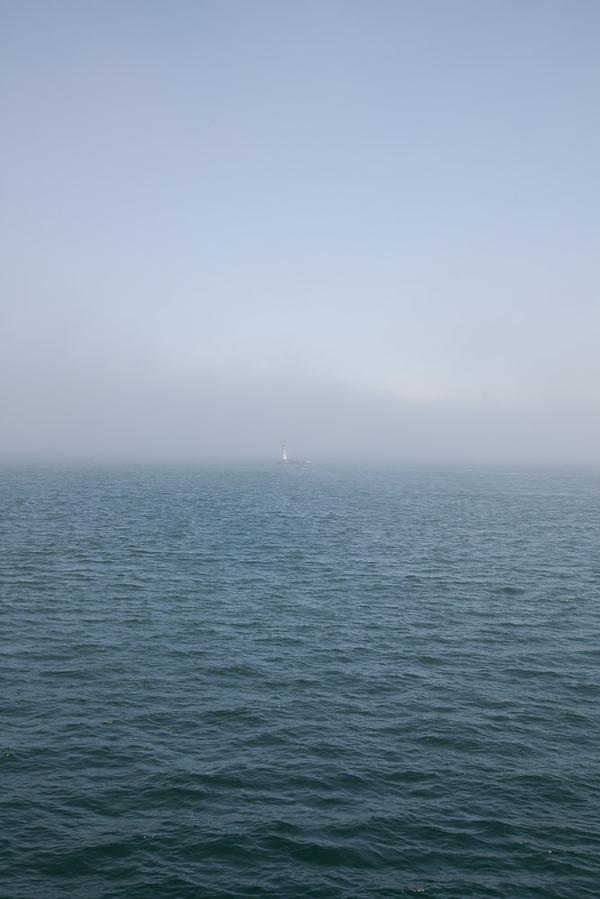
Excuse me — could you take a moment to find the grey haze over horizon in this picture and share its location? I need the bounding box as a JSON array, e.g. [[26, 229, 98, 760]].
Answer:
[[2, 1, 600, 465]]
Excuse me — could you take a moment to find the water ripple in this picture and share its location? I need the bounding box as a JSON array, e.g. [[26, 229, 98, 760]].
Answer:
[[2, 466, 600, 897]]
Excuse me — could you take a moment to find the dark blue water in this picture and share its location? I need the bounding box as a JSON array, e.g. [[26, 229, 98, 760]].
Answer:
[[2, 466, 600, 898]]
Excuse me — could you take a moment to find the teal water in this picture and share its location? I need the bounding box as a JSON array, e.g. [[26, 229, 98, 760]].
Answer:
[[2, 466, 600, 898]]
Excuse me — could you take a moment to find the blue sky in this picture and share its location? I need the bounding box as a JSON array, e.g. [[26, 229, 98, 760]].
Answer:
[[2, 1, 599, 461]]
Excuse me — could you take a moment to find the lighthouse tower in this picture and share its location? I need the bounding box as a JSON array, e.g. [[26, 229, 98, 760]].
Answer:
[[280, 443, 288, 463]]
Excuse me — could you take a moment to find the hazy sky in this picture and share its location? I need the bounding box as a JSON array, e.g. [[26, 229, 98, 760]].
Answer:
[[2, 0, 599, 463]]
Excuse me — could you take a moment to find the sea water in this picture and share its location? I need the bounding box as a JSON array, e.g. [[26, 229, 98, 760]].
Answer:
[[2, 465, 600, 897]]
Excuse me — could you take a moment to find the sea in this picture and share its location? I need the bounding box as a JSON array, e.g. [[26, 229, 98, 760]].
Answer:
[[2, 465, 600, 898]]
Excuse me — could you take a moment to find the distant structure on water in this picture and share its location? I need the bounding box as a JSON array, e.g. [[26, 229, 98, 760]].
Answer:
[[278, 443, 310, 465]]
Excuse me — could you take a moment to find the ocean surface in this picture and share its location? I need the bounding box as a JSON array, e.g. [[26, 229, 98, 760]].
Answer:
[[2, 465, 600, 898]]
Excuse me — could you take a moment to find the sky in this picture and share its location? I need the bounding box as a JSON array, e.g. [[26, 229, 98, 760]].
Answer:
[[2, 0, 599, 464]]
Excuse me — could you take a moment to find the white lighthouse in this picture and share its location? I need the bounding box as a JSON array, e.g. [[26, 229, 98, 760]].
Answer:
[[280, 443, 288, 463]]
